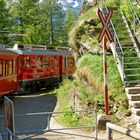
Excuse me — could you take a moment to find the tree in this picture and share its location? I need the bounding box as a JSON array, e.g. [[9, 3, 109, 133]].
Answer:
[[65, 11, 75, 32], [40, 0, 65, 45], [0, 0, 10, 44], [10, 0, 40, 44], [62, 11, 75, 45], [23, 25, 43, 44], [51, 0, 65, 45], [10, 0, 71, 46]]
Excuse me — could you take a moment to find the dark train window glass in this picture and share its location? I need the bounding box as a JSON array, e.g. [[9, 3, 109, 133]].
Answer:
[[36, 57, 42, 69], [70, 57, 74, 67], [0, 59, 2, 76], [9, 60, 13, 75], [26, 56, 30, 68], [64, 57, 67, 67], [40, 57, 42, 68], [45, 57, 49, 69]]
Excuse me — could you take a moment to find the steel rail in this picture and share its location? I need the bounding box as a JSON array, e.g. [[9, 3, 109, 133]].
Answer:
[[119, 7, 140, 56], [102, 5, 126, 84], [12, 109, 95, 117], [106, 122, 140, 140], [128, 0, 140, 24], [0, 109, 97, 140]]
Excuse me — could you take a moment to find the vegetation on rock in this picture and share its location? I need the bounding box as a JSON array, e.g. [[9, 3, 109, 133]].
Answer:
[[55, 0, 136, 127]]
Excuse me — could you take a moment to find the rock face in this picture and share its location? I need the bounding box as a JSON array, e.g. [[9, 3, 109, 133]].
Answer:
[[69, 18, 99, 55], [77, 41, 104, 55], [85, 18, 98, 26], [68, 8, 112, 56], [78, 2, 95, 15]]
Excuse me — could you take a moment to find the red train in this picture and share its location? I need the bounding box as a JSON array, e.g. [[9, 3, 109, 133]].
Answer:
[[0, 44, 76, 97]]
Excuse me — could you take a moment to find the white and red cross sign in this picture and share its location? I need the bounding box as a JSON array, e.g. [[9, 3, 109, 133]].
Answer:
[[98, 8, 113, 43], [97, 8, 114, 115]]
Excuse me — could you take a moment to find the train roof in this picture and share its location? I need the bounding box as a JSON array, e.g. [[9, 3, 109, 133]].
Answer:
[[0, 48, 19, 55], [0, 44, 73, 55], [9, 49, 72, 55]]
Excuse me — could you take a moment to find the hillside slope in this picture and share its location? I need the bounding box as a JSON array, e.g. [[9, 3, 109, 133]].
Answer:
[[55, 3, 133, 128]]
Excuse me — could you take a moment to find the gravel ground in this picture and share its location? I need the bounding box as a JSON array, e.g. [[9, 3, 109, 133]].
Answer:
[[0, 94, 138, 140]]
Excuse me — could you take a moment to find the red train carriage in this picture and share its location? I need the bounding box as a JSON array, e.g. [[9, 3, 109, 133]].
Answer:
[[0, 45, 75, 96], [0, 49, 18, 97], [11, 45, 75, 93]]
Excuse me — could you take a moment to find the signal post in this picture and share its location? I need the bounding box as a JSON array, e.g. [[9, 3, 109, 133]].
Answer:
[[98, 8, 114, 115]]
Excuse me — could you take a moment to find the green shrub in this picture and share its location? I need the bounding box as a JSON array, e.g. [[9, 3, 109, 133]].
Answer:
[[59, 106, 80, 127]]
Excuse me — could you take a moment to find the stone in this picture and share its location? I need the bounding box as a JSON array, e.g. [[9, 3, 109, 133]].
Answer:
[[85, 18, 97, 26], [115, 111, 124, 120], [125, 110, 132, 117], [125, 87, 140, 94], [97, 114, 111, 130]]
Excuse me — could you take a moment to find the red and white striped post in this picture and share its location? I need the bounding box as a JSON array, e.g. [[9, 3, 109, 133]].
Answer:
[[98, 8, 113, 115], [103, 33, 109, 115]]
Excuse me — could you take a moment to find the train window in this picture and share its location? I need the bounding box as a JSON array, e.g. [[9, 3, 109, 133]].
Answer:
[[0, 59, 2, 76], [64, 57, 67, 67], [13, 59, 16, 74], [30, 56, 35, 68], [44, 57, 49, 69], [70, 57, 74, 67], [26, 56, 30, 68], [9, 60, 13, 75], [36, 57, 42, 69], [18, 58, 22, 68], [51, 57, 55, 69], [4, 60, 8, 76]]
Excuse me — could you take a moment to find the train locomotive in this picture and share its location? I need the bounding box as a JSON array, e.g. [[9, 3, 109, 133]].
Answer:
[[0, 44, 76, 97]]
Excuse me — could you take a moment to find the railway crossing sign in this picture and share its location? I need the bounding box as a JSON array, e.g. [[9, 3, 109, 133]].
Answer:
[[98, 8, 113, 115], [98, 8, 113, 43]]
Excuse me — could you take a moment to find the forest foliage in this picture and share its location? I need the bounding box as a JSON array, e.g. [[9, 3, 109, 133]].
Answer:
[[0, 0, 75, 46]]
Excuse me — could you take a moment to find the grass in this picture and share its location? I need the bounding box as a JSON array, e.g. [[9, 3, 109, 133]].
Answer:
[[53, 80, 95, 128], [77, 54, 124, 97], [55, 0, 133, 128], [55, 54, 127, 127], [79, 8, 97, 21]]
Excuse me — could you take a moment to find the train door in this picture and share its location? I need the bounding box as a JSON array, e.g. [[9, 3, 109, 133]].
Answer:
[[59, 56, 63, 82]]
